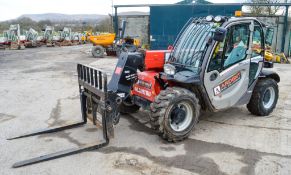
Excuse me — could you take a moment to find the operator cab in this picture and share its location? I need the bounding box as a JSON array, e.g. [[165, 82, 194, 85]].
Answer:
[[163, 17, 217, 83], [163, 16, 265, 87], [162, 16, 267, 110]]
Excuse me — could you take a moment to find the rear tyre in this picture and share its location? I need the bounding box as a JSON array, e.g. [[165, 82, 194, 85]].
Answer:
[[150, 87, 200, 142], [247, 78, 279, 116], [91, 45, 104, 58]]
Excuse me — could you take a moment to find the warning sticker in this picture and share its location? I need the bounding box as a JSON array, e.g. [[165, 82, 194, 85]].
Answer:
[[214, 86, 221, 96], [115, 67, 123, 75], [214, 72, 241, 96]]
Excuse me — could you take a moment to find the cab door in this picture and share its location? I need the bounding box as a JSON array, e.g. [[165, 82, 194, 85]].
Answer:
[[249, 21, 264, 86], [204, 21, 254, 110]]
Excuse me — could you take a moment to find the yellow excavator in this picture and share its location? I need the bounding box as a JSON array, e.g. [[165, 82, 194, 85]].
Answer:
[[264, 46, 290, 64], [235, 10, 290, 64], [252, 44, 290, 64], [89, 20, 141, 58], [252, 33, 290, 64]]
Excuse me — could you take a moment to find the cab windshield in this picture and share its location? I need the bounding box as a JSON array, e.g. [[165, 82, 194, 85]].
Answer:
[[169, 21, 214, 71]]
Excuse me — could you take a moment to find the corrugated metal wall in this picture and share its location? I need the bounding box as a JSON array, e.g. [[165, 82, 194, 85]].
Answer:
[[150, 5, 242, 50]]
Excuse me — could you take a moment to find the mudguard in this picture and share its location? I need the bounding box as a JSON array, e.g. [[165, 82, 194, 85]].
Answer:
[[259, 69, 280, 83]]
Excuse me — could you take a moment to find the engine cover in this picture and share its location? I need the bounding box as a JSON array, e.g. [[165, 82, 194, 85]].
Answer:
[[131, 71, 162, 102]]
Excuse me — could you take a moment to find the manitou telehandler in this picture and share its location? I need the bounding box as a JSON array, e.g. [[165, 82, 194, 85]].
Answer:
[[9, 16, 280, 168]]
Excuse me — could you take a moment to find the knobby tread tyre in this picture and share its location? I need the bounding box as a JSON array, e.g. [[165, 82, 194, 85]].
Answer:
[[247, 78, 279, 116], [150, 87, 200, 142]]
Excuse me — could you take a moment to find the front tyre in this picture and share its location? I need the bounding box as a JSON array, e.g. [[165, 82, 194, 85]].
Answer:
[[150, 87, 200, 142], [247, 78, 279, 116], [91, 45, 104, 58]]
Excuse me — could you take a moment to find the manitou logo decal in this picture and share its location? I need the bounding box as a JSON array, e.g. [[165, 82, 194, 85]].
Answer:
[[214, 72, 241, 96], [134, 87, 152, 97]]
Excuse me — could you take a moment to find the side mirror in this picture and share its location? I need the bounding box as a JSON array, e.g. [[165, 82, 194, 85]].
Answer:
[[213, 27, 227, 42], [264, 61, 274, 68]]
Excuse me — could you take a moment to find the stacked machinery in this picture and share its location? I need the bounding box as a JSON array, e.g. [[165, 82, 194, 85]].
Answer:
[[24, 28, 39, 48], [55, 27, 73, 46], [38, 26, 55, 47], [0, 24, 25, 49], [0, 25, 88, 49]]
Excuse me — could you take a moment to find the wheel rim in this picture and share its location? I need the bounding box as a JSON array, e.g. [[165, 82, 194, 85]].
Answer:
[[263, 87, 275, 109], [96, 49, 100, 54], [169, 101, 193, 132]]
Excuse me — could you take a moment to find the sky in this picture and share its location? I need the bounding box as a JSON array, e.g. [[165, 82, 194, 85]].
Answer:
[[0, 0, 242, 21]]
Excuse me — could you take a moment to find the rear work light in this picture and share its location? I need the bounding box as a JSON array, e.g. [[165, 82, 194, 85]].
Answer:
[[206, 15, 214, 22], [214, 16, 226, 23]]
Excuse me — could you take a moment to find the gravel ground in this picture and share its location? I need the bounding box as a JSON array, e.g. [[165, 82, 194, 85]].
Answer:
[[0, 45, 291, 175]]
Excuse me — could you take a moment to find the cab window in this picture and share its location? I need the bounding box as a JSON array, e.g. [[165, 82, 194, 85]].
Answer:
[[251, 21, 264, 57], [265, 28, 274, 47], [208, 23, 250, 72]]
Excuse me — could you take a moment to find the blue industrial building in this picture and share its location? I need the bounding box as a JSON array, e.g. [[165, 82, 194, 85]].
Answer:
[[149, 5, 241, 50], [114, 2, 291, 55]]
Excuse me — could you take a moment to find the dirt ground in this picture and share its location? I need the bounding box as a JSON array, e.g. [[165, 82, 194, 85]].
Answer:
[[0, 45, 291, 175]]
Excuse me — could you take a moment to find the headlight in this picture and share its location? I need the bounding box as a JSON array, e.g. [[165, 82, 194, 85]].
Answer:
[[206, 15, 213, 22], [164, 64, 176, 75]]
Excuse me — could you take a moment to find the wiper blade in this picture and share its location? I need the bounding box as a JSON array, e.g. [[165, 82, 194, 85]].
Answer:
[[167, 61, 184, 66], [167, 61, 193, 68]]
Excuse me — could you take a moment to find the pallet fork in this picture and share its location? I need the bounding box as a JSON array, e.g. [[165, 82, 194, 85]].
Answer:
[[8, 64, 116, 168]]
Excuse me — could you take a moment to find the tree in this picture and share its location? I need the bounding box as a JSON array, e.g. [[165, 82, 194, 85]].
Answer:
[[94, 17, 113, 32], [247, 0, 282, 16], [37, 20, 53, 30]]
